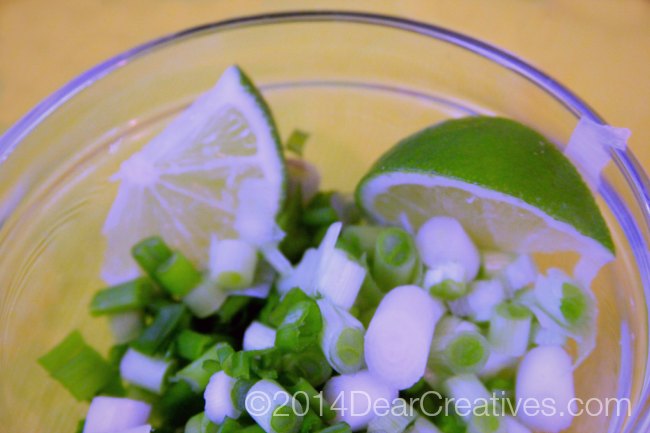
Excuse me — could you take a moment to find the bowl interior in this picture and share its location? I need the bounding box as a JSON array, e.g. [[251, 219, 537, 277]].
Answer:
[[0, 13, 647, 432]]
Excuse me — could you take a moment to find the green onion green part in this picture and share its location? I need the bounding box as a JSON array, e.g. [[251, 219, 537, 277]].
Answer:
[[155, 252, 202, 298], [372, 227, 419, 292], [38, 331, 117, 401], [131, 236, 173, 278], [90, 277, 154, 316]]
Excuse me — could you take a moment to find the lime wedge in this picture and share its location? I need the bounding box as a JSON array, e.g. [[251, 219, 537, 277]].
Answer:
[[102, 66, 285, 283], [356, 117, 613, 262]]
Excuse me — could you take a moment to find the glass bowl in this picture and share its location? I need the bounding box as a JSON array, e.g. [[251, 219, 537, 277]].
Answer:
[[1, 11, 649, 433]]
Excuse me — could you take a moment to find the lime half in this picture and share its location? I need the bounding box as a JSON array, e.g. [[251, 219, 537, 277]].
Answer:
[[356, 117, 613, 262], [102, 66, 285, 283]]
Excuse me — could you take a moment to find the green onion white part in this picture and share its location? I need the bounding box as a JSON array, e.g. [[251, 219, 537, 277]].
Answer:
[[109, 311, 144, 344], [516, 346, 575, 433], [277, 248, 319, 295], [431, 315, 480, 351], [174, 343, 224, 392], [366, 403, 417, 433], [246, 380, 304, 433], [83, 396, 151, 433], [261, 244, 294, 277], [501, 254, 537, 294], [232, 262, 275, 298], [526, 268, 596, 364], [404, 417, 442, 433], [279, 222, 344, 296], [204, 371, 242, 424], [531, 323, 568, 347], [488, 302, 532, 357], [318, 299, 366, 374], [323, 370, 398, 431], [182, 279, 227, 318], [415, 216, 480, 281], [423, 262, 468, 301], [316, 247, 366, 310], [365, 285, 445, 390], [503, 416, 532, 433], [119, 348, 173, 394], [480, 251, 513, 277], [449, 279, 505, 322], [443, 374, 491, 422], [209, 237, 258, 290], [243, 321, 277, 351], [479, 350, 517, 378], [468, 411, 503, 433], [113, 426, 152, 433]]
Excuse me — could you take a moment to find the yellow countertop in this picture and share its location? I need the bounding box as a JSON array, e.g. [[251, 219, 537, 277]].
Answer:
[[1, 0, 649, 164]]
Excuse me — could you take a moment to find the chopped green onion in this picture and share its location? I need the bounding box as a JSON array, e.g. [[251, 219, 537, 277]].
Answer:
[[340, 225, 382, 261], [479, 350, 517, 378], [318, 299, 365, 374], [174, 343, 228, 392], [443, 374, 491, 421], [120, 348, 173, 394], [131, 236, 173, 278], [302, 192, 339, 227], [222, 351, 251, 380], [217, 296, 254, 324], [286, 129, 309, 157], [277, 249, 320, 296], [300, 409, 326, 433], [176, 329, 216, 361], [527, 268, 596, 364], [440, 331, 490, 374], [448, 279, 505, 322], [239, 424, 266, 433], [287, 377, 336, 422], [404, 417, 441, 433], [155, 252, 203, 298], [183, 279, 228, 318], [323, 370, 398, 431], [480, 251, 513, 277], [38, 331, 117, 401], [372, 227, 419, 292], [276, 298, 322, 352], [205, 371, 242, 424], [153, 380, 204, 428], [502, 254, 537, 294], [488, 302, 532, 357], [316, 248, 366, 310], [260, 244, 293, 277], [516, 346, 575, 432], [282, 346, 332, 387], [365, 285, 445, 390], [503, 416, 532, 433], [217, 417, 243, 433], [316, 423, 353, 433], [415, 216, 480, 281], [367, 404, 417, 433], [90, 277, 154, 316], [83, 396, 151, 433], [185, 413, 203, 433], [423, 263, 468, 301], [184, 412, 219, 433], [246, 380, 303, 433], [267, 287, 311, 327], [210, 238, 259, 290], [231, 378, 255, 412], [132, 303, 187, 355], [531, 323, 567, 347], [110, 311, 145, 344], [243, 321, 277, 351], [469, 409, 503, 433]]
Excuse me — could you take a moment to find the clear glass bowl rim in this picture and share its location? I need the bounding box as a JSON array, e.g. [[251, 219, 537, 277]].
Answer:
[[0, 10, 649, 431]]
